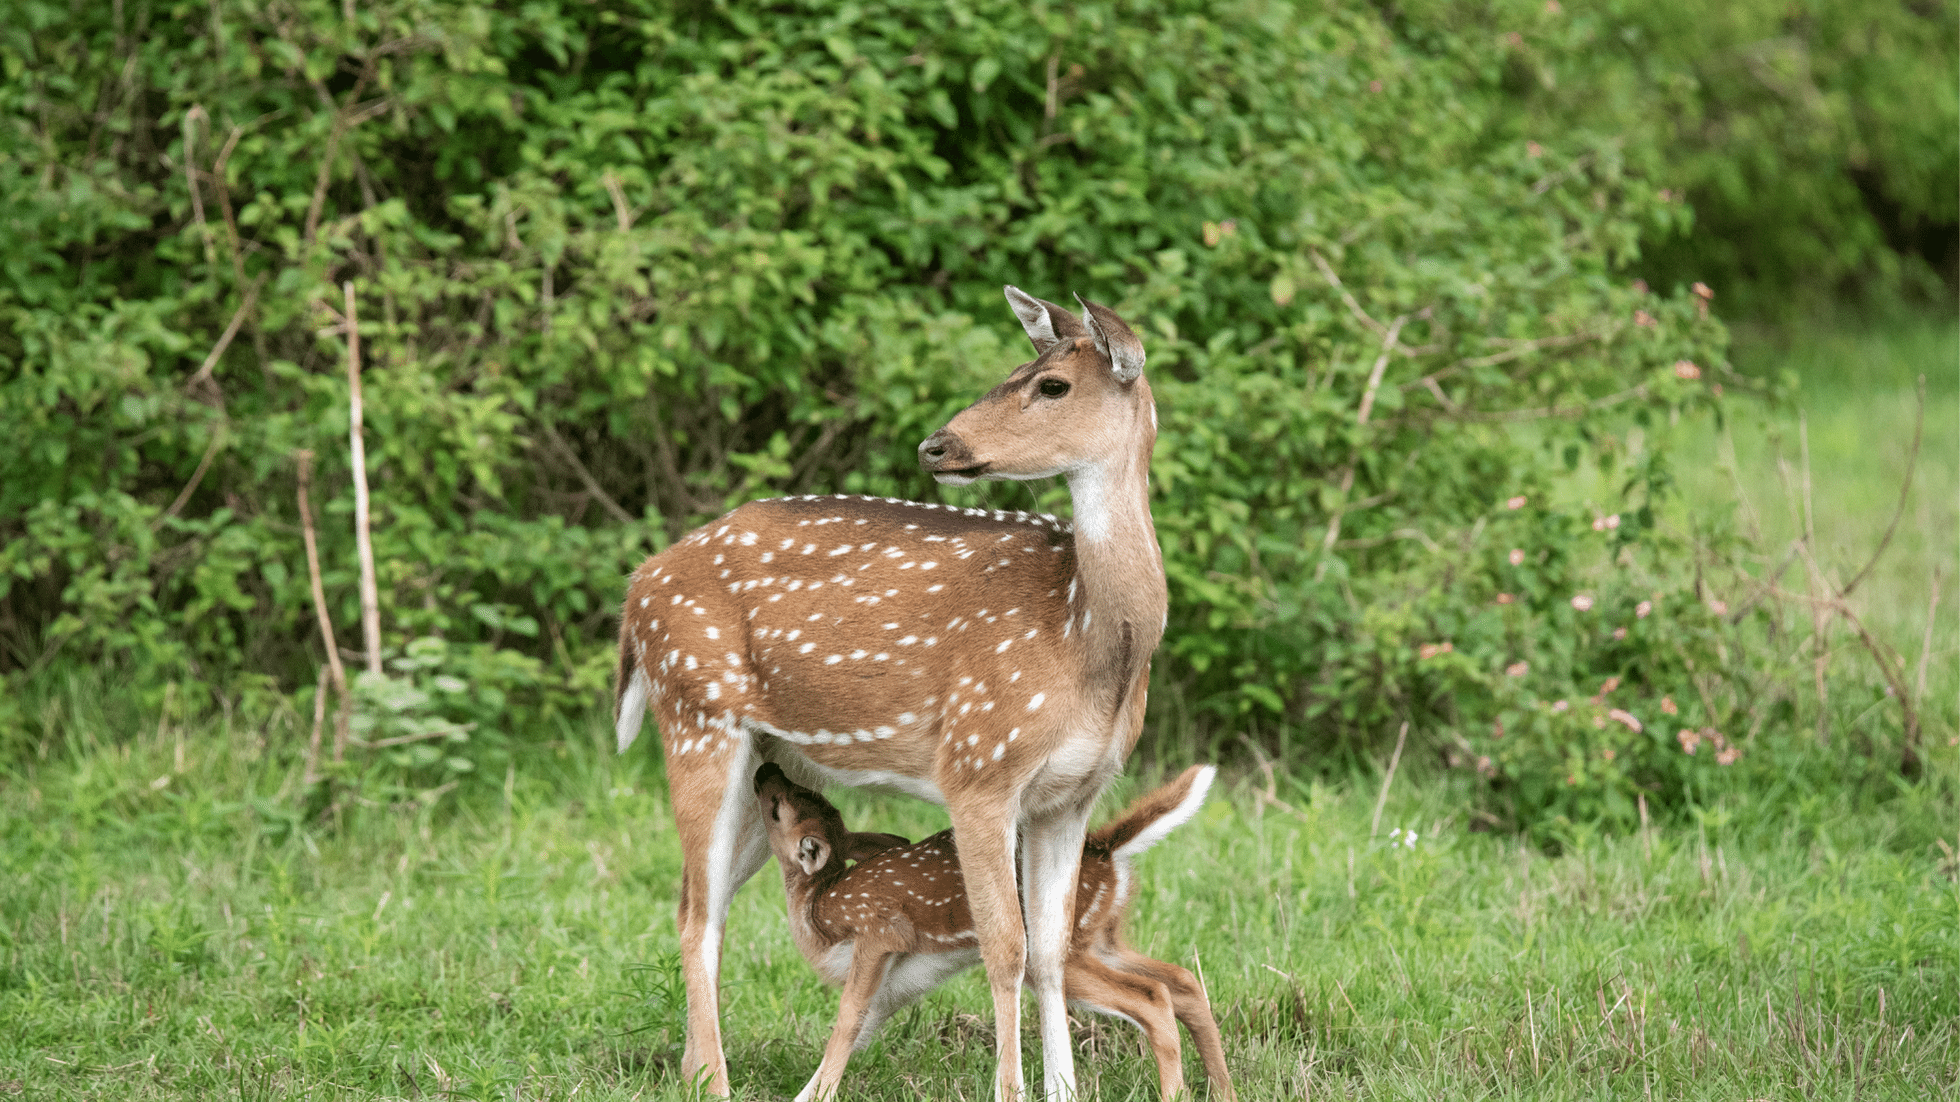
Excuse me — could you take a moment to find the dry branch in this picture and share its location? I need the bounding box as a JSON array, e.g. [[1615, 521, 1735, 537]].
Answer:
[[540, 422, 636, 525], [344, 282, 383, 678], [296, 450, 350, 765]]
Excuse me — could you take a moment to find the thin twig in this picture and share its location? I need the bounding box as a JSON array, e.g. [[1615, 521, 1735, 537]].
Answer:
[[181, 106, 216, 267], [296, 450, 350, 761], [1838, 376, 1924, 602], [1308, 248, 1385, 337], [601, 171, 633, 232], [344, 282, 382, 678], [156, 420, 226, 526], [1354, 314, 1409, 428], [540, 423, 635, 525], [185, 271, 266, 395], [1317, 317, 1409, 571], [1369, 721, 1409, 838]]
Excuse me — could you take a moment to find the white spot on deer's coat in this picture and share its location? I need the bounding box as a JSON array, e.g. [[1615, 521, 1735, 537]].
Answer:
[[825, 655, 843, 665], [1027, 693, 1046, 711], [705, 626, 719, 640]]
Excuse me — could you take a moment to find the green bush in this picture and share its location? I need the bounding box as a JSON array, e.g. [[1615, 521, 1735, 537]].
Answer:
[[0, 0, 1843, 830]]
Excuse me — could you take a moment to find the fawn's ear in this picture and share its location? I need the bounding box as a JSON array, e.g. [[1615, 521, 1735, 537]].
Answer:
[[796, 835, 833, 875]]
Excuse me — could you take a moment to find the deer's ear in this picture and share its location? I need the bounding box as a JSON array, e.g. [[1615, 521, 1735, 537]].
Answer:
[[1005, 285, 1086, 355], [796, 835, 833, 875], [1074, 295, 1146, 384]]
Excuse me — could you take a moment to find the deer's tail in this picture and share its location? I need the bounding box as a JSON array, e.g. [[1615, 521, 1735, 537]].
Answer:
[[1088, 764, 1216, 863], [614, 620, 649, 753]]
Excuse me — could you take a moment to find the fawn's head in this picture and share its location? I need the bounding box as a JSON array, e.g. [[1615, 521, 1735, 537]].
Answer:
[[754, 764, 849, 878], [918, 287, 1152, 487]]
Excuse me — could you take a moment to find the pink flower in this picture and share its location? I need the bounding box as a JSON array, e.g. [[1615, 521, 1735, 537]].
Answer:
[[1635, 600, 1652, 619], [1476, 755, 1495, 777], [1551, 699, 1569, 713], [1716, 746, 1740, 766], [1612, 626, 1628, 641], [1505, 31, 1525, 47], [1660, 696, 1678, 715], [1708, 598, 1728, 615], [1602, 747, 1616, 761], [1632, 278, 1649, 294], [1592, 516, 1606, 532], [1510, 548, 1526, 566], [1607, 708, 1642, 733], [1506, 661, 1529, 677], [1526, 140, 1544, 157], [1506, 496, 1528, 510], [1605, 514, 1620, 530], [1635, 309, 1656, 328], [1674, 360, 1701, 380], [1677, 728, 1701, 755], [1496, 592, 1515, 605], [1692, 282, 1713, 300], [1368, 79, 1383, 93], [1658, 189, 1674, 202], [1571, 594, 1594, 611], [1600, 676, 1620, 695], [1419, 642, 1452, 660]]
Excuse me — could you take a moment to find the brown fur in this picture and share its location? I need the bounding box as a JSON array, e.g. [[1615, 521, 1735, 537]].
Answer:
[[755, 763, 1235, 1102]]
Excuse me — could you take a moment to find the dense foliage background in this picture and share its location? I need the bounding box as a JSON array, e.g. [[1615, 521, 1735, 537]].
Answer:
[[1, 0, 1952, 835]]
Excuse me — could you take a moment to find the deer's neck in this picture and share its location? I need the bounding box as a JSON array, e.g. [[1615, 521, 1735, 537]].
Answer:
[[780, 866, 847, 965], [1063, 423, 1165, 686]]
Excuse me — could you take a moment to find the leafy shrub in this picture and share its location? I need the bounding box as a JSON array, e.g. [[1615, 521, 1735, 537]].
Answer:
[[0, 0, 1848, 830]]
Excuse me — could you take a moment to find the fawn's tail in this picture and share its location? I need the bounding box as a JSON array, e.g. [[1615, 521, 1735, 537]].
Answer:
[[1089, 764, 1216, 862], [614, 624, 649, 753]]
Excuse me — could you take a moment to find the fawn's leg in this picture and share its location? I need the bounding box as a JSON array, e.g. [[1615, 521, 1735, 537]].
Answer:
[[1021, 806, 1094, 1100], [948, 803, 1025, 1102], [1065, 954, 1185, 1100], [795, 945, 895, 1102], [1108, 947, 1235, 1101], [670, 736, 769, 1096]]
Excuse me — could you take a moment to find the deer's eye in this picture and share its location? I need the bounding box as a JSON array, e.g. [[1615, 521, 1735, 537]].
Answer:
[[1037, 378, 1070, 398]]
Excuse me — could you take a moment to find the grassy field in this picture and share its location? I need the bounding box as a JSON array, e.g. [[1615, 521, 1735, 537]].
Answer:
[[3, 318, 1955, 1100], [1, 696, 1954, 1101]]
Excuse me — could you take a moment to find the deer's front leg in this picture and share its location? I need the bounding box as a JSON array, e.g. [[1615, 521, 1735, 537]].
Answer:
[[796, 944, 894, 1102], [670, 737, 769, 1096], [1021, 805, 1093, 1101], [947, 802, 1025, 1102]]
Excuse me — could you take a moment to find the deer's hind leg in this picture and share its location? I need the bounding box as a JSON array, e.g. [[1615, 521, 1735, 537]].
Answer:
[[666, 717, 768, 1096]]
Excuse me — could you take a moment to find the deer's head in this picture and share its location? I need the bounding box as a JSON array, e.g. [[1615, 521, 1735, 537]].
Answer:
[[918, 287, 1152, 487]]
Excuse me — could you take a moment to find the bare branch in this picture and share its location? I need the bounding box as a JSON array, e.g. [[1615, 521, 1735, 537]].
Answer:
[[1838, 376, 1924, 602], [345, 281, 383, 679], [296, 450, 351, 764], [539, 422, 636, 526], [1454, 384, 1649, 424]]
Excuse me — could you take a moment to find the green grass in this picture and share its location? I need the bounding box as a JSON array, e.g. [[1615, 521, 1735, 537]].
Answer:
[[2, 701, 1954, 1101], [4, 317, 1954, 1099]]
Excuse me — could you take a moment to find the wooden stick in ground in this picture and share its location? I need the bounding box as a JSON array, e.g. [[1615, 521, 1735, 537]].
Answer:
[[1370, 720, 1410, 838], [344, 281, 382, 678], [296, 450, 350, 764]]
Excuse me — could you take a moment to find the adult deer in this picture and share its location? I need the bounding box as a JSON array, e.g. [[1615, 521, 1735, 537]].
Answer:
[[615, 287, 1163, 1101]]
